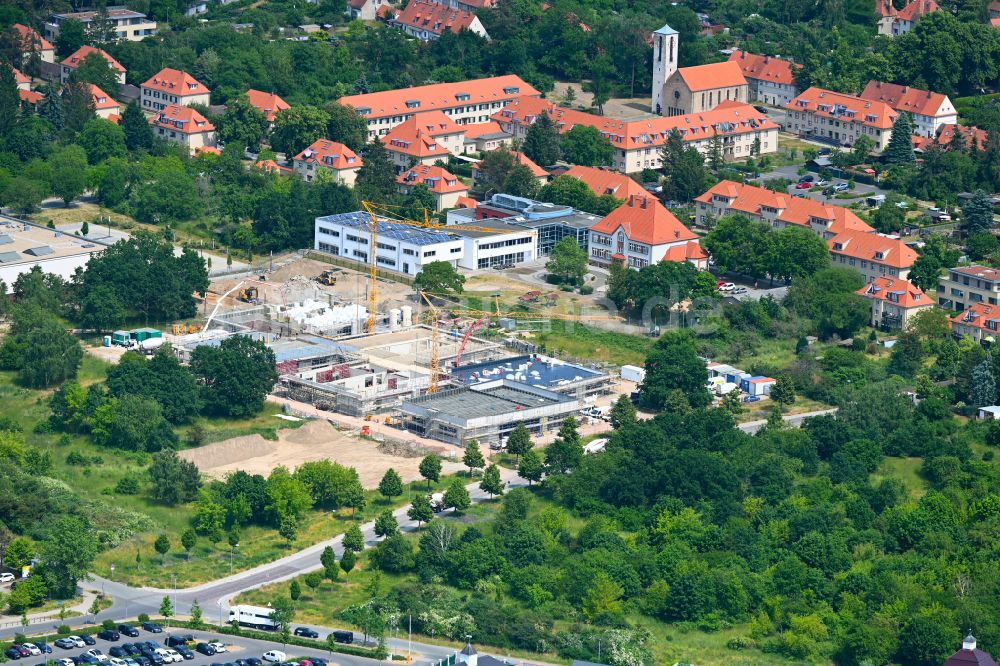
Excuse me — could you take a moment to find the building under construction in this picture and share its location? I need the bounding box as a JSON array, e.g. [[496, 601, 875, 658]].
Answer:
[[448, 354, 612, 400]]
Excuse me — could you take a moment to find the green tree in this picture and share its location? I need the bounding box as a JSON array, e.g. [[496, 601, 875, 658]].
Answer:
[[189, 599, 203, 628], [850, 134, 876, 164], [49, 145, 88, 205], [340, 549, 357, 575], [640, 331, 711, 410], [884, 112, 916, 165], [972, 356, 996, 408], [216, 94, 269, 151], [660, 129, 709, 202], [37, 84, 65, 132], [269, 596, 295, 637], [609, 394, 637, 429], [475, 147, 516, 194], [871, 195, 907, 233], [505, 422, 533, 464], [190, 335, 278, 418], [180, 529, 196, 559], [304, 571, 323, 593], [324, 102, 369, 152], [54, 19, 86, 58], [5, 537, 35, 570], [92, 395, 176, 452], [78, 118, 127, 164], [546, 236, 588, 285], [122, 101, 154, 152], [148, 449, 201, 505], [407, 493, 433, 527], [418, 454, 441, 489], [770, 375, 796, 407], [343, 523, 365, 553], [443, 477, 471, 513], [517, 448, 544, 485], [413, 261, 465, 295], [523, 111, 562, 167], [722, 389, 743, 416], [378, 468, 404, 500], [289, 579, 301, 601], [355, 139, 397, 202], [374, 509, 399, 538], [962, 190, 995, 236], [582, 571, 624, 622], [462, 440, 485, 476], [39, 515, 97, 598], [62, 80, 96, 133], [0, 64, 17, 139], [502, 163, 541, 198], [701, 215, 774, 280], [479, 463, 504, 498], [897, 610, 957, 666], [68, 51, 120, 94], [5, 178, 46, 214], [269, 106, 329, 156], [545, 417, 583, 474], [153, 534, 170, 563], [561, 125, 614, 166], [908, 234, 961, 293], [772, 226, 831, 281], [1, 309, 83, 388], [784, 267, 869, 339]]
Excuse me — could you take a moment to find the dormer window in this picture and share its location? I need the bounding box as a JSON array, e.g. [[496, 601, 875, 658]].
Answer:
[[874, 251, 885, 260], [834, 242, 844, 251], [455, 93, 470, 101], [357, 107, 371, 115], [406, 100, 420, 109], [503, 87, 519, 94]]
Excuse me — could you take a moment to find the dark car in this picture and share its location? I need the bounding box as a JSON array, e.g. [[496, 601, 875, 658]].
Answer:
[[143, 653, 164, 666], [5, 647, 22, 660], [175, 647, 194, 661], [165, 636, 192, 648], [110, 647, 128, 658], [753, 105, 769, 114], [141, 643, 159, 652], [123, 644, 141, 656], [293, 628, 318, 639], [118, 625, 140, 638], [798, 174, 814, 184], [245, 658, 261, 666], [33, 643, 52, 654], [79, 655, 100, 665], [134, 656, 151, 666], [330, 631, 354, 644], [309, 659, 328, 666], [98, 631, 120, 642], [15, 646, 32, 657], [141, 623, 163, 634], [195, 645, 216, 657], [82, 636, 97, 646]]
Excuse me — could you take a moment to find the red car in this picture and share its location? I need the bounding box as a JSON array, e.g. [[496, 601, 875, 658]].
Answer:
[[795, 181, 812, 189]]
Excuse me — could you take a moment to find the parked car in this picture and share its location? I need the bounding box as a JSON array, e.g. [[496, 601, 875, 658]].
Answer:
[[0, 572, 15, 584], [55, 639, 78, 650], [245, 658, 262, 666], [154, 649, 180, 664], [309, 658, 328, 666], [141, 623, 162, 634], [798, 174, 814, 183], [195, 645, 216, 657], [164, 636, 192, 648], [753, 105, 769, 114], [795, 181, 812, 189], [718, 282, 735, 292], [109, 648, 128, 658], [293, 628, 318, 639], [814, 179, 829, 187], [330, 631, 354, 644], [125, 660, 140, 666], [122, 645, 140, 656], [21, 645, 41, 657], [142, 653, 163, 666], [57, 659, 75, 666], [133, 656, 151, 666], [732, 287, 748, 295], [832, 182, 849, 192], [98, 631, 120, 642], [33, 644, 51, 655], [5, 647, 23, 660], [262, 652, 286, 664], [118, 626, 140, 638], [82, 637, 97, 646], [208, 644, 227, 654], [69, 637, 87, 649], [175, 647, 194, 661], [109, 658, 129, 666]]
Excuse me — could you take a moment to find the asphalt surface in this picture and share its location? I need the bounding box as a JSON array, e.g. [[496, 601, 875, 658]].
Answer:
[[755, 165, 890, 204], [738, 408, 838, 434]]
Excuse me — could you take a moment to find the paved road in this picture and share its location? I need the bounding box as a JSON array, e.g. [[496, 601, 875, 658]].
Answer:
[[739, 408, 838, 434]]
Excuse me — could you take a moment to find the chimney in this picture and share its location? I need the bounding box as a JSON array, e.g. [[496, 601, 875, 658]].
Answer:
[[640, 196, 647, 209], [627, 194, 635, 207], [963, 635, 977, 651], [903, 86, 908, 93], [674, 230, 680, 237]]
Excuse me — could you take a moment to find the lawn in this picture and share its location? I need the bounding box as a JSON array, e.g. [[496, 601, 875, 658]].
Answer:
[[531, 321, 654, 366], [873, 456, 927, 500]]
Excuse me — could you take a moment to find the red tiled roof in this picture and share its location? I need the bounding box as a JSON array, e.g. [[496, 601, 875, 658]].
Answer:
[[897, 0, 939, 20], [338, 75, 539, 119], [472, 150, 548, 177], [951, 265, 1000, 281], [860, 80, 952, 118], [12, 66, 29, 86], [195, 146, 222, 155], [827, 230, 918, 269], [12, 23, 53, 52], [728, 50, 797, 86], [937, 123, 989, 150], [245, 89, 290, 122], [149, 104, 215, 134], [62, 45, 126, 73], [254, 159, 293, 174], [462, 120, 507, 139], [561, 166, 646, 200], [591, 195, 698, 246], [951, 302, 1000, 335], [293, 139, 362, 169], [662, 240, 709, 263], [392, 0, 479, 36], [694, 180, 874, 235], [397, 165, 468, 194], [142, 68, 210, 96], [494, 96, 778, 150], [383, 113, 462, 158], [676, 61, 747, 92], [991, 17, 1000, 25], [18, 89, 42, 105], [787, 87, 897, 130], [89, 84, 120, 111], [455, 196, 477, 208], [857, 276, 929, 308]]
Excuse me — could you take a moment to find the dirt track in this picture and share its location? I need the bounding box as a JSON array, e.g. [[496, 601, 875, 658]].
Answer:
[[179, 419, 464, 487]]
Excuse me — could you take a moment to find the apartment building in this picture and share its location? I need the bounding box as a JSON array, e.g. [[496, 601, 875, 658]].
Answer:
[[937, 265, 1000, 312], [950, 302, 1000, 343], [935, 124, 989, 152], [785, 87, 897, 149], [293, 139, 363, 185], [141, 68, 211, 111], [338, 75, 540, 138], [859, 80, 956, 138], [149, 105, 216, 153], [45, 7, 156, 42], [857, 276, 932, 329], [728, 50, 799, 107], [827, 230, 917, 283], [587, 195, 707, 270], [12, 23, 54, 63], [389, 0, 490, 41], [245, 89, 290, 123], [90, 84, 121, 120], [383, 112, 465, 172], [60, 45, 126, 85], [560, 166, 646, 202], [876, 0, 939, 35], [397, 165, 469, 212], [494, 96, 778, 174]]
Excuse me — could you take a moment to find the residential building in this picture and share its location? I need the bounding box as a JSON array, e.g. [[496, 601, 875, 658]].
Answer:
[[560, 166, 646, 202], [935, 123, 989, 151], [45, 6, 156, 42], [314, 211, 466, 276], [876, 0, 939, 36], [587, 194, 706, 270], [857, 276, 932, 329], [293, 139, 363, 185], [728, 50, 799, 107], [494, 96, 778, 173], [141, 68, 211, 111], [937, 265, 1000, 311], [60, 45, 126, 85], [89, 84, 121, 120], [448, 219, 537, 269], [991, 0, 1000, 18], [381, 113, 463, 172], [951, 303, 1000, 344], [397, 165, 469, 211], [785, 87, 898, 150], [346, 0, 390, 20], [245, 89, 290, 123], [651, 24, 747, 116], [471, 150, 549, 189], [149, 104, 216, 153], [12, 23, 54, 63], [254, 159, 294, 176], [859, 80, 956, 138], [338, 75, 540, 138], [428, 0, 497, 13], [694, 180, 874, 238], [461, 121, 512, 154], [827, 230, 917, 283], [389, 0, 489, 41], [12, 67, 30, 91]]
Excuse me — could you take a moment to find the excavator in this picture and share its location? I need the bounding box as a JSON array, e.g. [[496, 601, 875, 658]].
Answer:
[[315, 270, 338, 286], [237, 286, 259, 304]]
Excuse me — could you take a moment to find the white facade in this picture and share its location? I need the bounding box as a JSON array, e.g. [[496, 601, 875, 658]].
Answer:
[[650, 24, 678, 116], [456, 229, 537, 270], [754, 79, 798, 107]]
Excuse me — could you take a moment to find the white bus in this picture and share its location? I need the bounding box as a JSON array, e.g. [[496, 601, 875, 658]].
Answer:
[[228, 605, 278, 630]]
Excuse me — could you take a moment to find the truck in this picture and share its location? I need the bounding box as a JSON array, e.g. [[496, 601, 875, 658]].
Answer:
[[111, 328, 163, 350], [228, 605, 278, 630], [429, 492, 445, 513]]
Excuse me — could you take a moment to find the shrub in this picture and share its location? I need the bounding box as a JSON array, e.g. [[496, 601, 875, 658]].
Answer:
[[115, 476, 141, 495], [727, 637, 756, 651], [102, 620, 116, 630], [138, 613, 149, 622], [579, 284, 594, 295], [57, 625, 72, 635], [66, 450, 90, 466]]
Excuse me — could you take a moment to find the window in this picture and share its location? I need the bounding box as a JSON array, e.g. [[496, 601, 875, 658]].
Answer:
[[450, 247, 461, 254], [403, 248, 416, 256], [423, 250, 436, 258]]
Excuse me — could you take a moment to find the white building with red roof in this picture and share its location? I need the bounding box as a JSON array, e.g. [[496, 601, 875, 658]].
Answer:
[[245, 89, 290, 124], [150, 105, 216, 153], [90, 84, 121, 120], [876, 0, 939, 35], [45, 7, 156, 43], [651, 24, 748, 116], [383, 112, 466, 171], [293, 139, 363, 186], [857, 276, 932, 329], [346, 0, 389, 20], [785, 87, 898, 150], [397, 165, 469, 211], [587, 194, 706, 270], [828, 230, 917, 283], [461, 121, 512, 154], [12, 66, 30, 91], [12, 23, 54, 64], [859, 80, 956, 138], [935, 124, 989, 151], [728, 50, 799, 107], [694, 180, 874, 239], [389, 0, 489, 41], [338, 75, 539, 138], [60, 45, 126, 85], [951, 303, 1000, 344], [141, 68, 211, 111], [560, 166, 646, 202]]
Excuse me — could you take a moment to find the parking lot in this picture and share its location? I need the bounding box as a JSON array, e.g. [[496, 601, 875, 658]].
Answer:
[[755, 165, 890, 204], [4, 629, 385, 666]]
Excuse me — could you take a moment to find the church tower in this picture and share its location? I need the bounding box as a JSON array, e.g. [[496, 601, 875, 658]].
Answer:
[[651, 23, 678, 115]]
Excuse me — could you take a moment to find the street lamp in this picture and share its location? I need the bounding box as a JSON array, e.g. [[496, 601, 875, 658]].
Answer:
[[230, 543, 239, 574], [110, 564, 115, 580], [217, 600, 224, 627]]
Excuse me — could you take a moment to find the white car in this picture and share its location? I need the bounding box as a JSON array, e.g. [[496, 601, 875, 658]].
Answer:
[[57, 659, 75, 666], [165, 650, 183, 663], [155, 649, 181, 664], [22, 645, 42, 656], [0, 572, 15, 584], [208, 643, 227, 654], [69, 637, 87, 648], [85, 650, 108, 663], [718, 282, 736, 292], [262, 651, 286, 663], [109, 658, 129, 666]]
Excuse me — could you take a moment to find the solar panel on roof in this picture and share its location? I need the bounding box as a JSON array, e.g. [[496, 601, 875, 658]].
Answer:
[[24, 245, 54, 256], [0, 235, 13, 245], [0, 252, 21, 263]]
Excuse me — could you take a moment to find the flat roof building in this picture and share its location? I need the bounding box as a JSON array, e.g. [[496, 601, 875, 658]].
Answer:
[[0, 216, 111, 292], [46, 6, 156, 42], [464, 192, 604, 256], [449, 353, 611, 400]]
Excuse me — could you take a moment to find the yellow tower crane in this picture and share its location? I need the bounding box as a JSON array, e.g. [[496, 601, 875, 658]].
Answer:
[[418, 290, 441, 394]]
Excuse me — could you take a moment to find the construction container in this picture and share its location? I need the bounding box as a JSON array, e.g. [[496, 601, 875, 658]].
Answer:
[[112, 330, 132, 347], [620, 364, 646, 383], [131, 328, 162, 343]]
